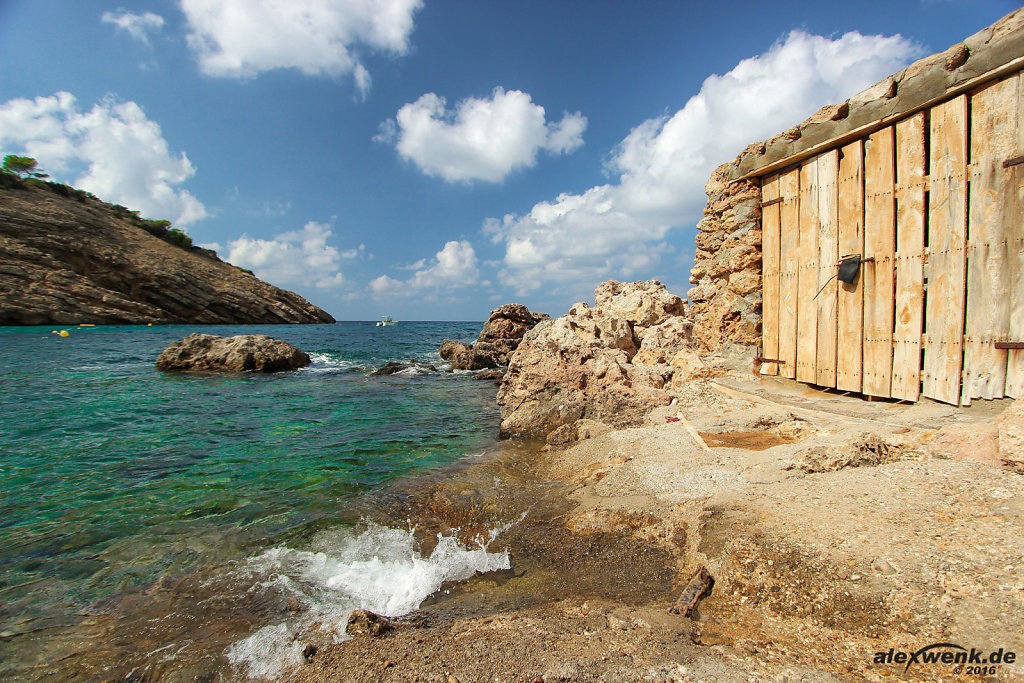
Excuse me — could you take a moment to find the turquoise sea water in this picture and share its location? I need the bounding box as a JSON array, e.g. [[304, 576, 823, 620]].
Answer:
[[0, 322, 508, 679]]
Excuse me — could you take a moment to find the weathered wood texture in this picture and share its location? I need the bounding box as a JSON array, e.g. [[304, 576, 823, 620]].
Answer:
[[923, 95, 969, 405], [759, 75, 1024, 404], [815, 151, 840, 387], [836, 141, 865, 392], [966, 75, 1022, 400], [797, 159, 819, 383], [891, 113, 927, 402], [863, 127, 896, 398], [1005, 75, 1024, 397], [760, 173, 781, 376], [778, 168, 800, 380]]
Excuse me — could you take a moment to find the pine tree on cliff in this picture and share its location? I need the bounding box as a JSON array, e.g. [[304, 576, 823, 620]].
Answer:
[[2, 155, 49, 180]]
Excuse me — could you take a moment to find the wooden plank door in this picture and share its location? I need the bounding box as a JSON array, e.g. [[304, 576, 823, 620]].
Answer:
[[863, 127, 897, 398], [997, 74, 1024, 398], [964, 76, 1018, 402], [797, 158, 820, 383], [923, 95, 969, 405], [836, 141, 865, 392], [815, 151, 840, 387], [761, 173, 782, 376], [891, 113, 927, 402], [778, 167, 801, 380]]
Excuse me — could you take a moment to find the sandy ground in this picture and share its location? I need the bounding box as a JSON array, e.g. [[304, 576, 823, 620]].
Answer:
[[289, 376, 1024, 683]]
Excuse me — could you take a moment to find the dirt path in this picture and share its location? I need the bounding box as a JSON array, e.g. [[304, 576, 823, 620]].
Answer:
[[291, 377, 1024, 683]]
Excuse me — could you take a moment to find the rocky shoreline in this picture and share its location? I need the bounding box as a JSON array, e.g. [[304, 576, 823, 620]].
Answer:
[[289, 388, 1023, 683], [284, 283, 1024, 682]]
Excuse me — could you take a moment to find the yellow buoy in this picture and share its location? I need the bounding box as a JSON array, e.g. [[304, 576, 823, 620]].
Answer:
[[59, 330, 70, 337], [147, 323, 153, 326]]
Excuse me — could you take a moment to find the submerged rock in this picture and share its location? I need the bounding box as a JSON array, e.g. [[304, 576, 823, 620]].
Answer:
[[371, 360, 438, 376], [155, 333, 310, 372]]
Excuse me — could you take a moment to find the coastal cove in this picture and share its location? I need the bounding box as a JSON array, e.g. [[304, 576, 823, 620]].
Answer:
[[0, 321, 517, 680]]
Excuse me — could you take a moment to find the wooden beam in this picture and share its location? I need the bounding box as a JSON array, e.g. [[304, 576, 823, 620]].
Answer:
[[732, 57, 1024, 183]]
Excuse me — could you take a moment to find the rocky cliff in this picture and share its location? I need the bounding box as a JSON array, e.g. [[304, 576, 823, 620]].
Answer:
[[0, 183, 335, 325]]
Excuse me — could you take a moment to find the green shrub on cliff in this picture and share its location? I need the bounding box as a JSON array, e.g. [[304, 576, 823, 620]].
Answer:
[[1, 155, 205, 256]]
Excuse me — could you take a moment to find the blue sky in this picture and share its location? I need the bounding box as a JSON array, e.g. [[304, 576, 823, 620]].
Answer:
[[0, 1, 1017, 320]]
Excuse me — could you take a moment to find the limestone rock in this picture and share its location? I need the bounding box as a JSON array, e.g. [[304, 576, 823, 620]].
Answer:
[[996, 399, 1024, 473], [156, 333, 311, 372], [439, 304, 548, 370], [439, 339, 497, 371], [498, 341, 672, 437], [594, 280, 685, 328], [497, 288, 680, 438], [531, 301, 639, 356], [544, 419, 613, 449], [632, 317, 694, 366], [474, 369, 504, 381], [667, 348, 714, 386]]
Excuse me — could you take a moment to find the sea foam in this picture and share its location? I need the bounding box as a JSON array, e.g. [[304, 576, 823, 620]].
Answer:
[[226, 521, 511, 679], [303, 352, 357, 374]]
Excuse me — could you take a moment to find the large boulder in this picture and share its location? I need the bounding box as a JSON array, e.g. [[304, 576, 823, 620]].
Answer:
[[156, 333, 310, 372], [439, 339, 498, 371], [440, 303, 549, 370], [496, 299, 672, 438], [593, 280, 685, 330]]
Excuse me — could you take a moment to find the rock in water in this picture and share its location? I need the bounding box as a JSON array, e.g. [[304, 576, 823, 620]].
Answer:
[[370, 360, 437, 376], [473, 304, 551, 366], [438, 340, 498, 371], [155, 333, 311, 372], [439, 303, 549, 370]]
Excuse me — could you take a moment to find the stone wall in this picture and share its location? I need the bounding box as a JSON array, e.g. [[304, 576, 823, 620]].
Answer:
[[687, 6, 1024, 352]]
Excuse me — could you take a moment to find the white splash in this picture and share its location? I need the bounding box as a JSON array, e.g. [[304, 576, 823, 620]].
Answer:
[[225, 521, 511, 680], [303, 352, 356, 374]]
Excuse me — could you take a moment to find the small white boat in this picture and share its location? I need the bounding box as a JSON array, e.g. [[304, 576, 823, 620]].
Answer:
[[376, 315, 398, 327]]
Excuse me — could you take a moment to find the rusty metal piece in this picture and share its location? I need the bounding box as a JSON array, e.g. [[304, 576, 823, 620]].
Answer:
[[758, 197, 784, 209], [669, 566, 715, 617], [754, 357, 785, 364], [1003, 155, 1024, 169], [995, 342, 1024, 349]]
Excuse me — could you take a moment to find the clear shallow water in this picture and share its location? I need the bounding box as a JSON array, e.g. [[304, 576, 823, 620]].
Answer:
[[0, 322, 508, 679]]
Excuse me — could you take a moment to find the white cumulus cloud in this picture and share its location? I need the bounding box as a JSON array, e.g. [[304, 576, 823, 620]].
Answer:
[[487, 30, 923, 295], [101, 9, 165, 44], [0, 92, 207, 226], [370, 240, 478, 295], [180, 0, 422, 93], [226, 221, 347, 289], [377, 87, 587, 183]]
